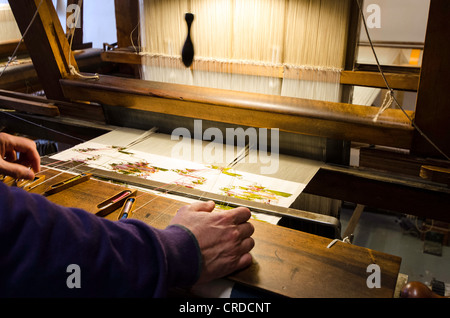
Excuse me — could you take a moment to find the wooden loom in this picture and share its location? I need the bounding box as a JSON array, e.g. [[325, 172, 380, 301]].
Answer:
[[1, 0, 450, 297]]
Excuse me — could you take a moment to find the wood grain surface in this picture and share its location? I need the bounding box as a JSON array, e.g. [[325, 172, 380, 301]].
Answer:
[[29, 168, 401, 298], [60, 74, 414, 149]]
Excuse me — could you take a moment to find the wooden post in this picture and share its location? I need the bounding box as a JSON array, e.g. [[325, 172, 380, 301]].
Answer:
[[411, 0, 450, 159], [113, 0, 141, 77], [66, 0, 92, 50], [114, 0, 140, 49], [8, 0, 78, 100]]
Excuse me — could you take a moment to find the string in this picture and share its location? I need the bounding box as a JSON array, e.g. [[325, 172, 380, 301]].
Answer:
[[131, 168, 215, 216], [37, 157, 214, 219], [38, 158, 182, 223], [130, 21, 140, 53], [31, 128, 158, 189], [67, 0, 99, 80], [373, 89, 394, 123], [219, 143, 254, 209], [1, 111, 86, 143], [37, 138, 254, 214], [356, 0, 450, 161], [36, 141, 212, 216], [28, 161, 87, 190], [27, 127, 284, 224]]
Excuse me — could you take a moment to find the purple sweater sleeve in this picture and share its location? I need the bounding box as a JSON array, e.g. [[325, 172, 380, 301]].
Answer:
[[0, 182, 201, 297]]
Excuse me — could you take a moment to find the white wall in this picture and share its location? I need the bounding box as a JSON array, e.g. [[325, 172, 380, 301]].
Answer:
[[361, 0, 431, 43], [83, 0, 117, 48]]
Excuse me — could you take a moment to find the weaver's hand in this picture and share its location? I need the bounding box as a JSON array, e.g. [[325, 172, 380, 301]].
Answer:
[[170, 200, 255, 284], [0, 132, 40, 180]]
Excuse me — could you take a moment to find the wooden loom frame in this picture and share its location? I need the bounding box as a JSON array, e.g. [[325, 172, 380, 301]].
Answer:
[[5, 0, 450, 223]]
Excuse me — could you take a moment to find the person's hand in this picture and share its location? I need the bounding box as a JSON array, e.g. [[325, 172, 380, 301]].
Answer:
[[170, 200, 255, 284], [0, 132, 40, 180]]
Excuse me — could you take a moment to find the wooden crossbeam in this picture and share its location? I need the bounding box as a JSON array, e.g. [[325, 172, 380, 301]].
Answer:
[[100, 49, 420, 91], [60, 74, 414, 149], [0, 94, 59, 116]]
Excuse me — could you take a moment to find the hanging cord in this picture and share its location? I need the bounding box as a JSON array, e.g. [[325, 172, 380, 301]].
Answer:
[[0, 0, 45, 79], [130, 21, 140, 54], [356, 0, 450, 161], [373, 89, 394, 122], [67, 0, 99, 80]]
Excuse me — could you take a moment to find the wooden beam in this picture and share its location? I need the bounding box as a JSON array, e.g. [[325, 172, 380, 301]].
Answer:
[[0, 95, 59, 116], [100, 50, 419, 91], [420, 165, 450, 186], [340, 71, 419, 91], [411, 0, 450, 159], [342, 204, 365, 240], [304, 165, 450, 223], [0, 88, 106, 123], [0, 39, 28, 59], [101, 48, 143, 65], [0, 60, 41, 93], [8, 0, 78, 100], [359, 146, 450, 178], [60, 74, 414, 149]]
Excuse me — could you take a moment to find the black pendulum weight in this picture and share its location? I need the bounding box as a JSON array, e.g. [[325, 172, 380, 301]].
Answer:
[[181, 13, 194, 68]]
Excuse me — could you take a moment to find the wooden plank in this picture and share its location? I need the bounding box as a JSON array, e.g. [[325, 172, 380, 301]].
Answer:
[[340, 71, 419, 91], [8, 0, 78, 100], [0, 94, 59, 116], [60, 75, 414, 149], [0, 61, 41, 93], [420, 165, 450, 186], [30, 168, 401, 298], [342, 204, 365, 240], [411, 0, 450, 159], [0, 89, 106, 123], [101, 49, 143, 65], [359, 147, 450, 178], [0, 39, 28, 59]]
